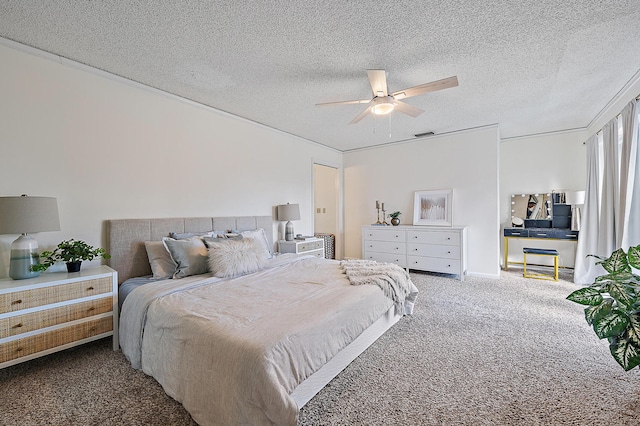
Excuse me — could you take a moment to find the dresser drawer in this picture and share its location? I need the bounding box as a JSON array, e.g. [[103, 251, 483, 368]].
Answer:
[[0, 316, 113, 364], [407, 230, 460, 245], [363, 240, 406, 255], [407, 256, 461, 274], [407, 243, 460, 259], [362, 229, 406, 242], [0, 277, 112, 314], [363, 252, 407, 268], [0, 297, 113, 339]]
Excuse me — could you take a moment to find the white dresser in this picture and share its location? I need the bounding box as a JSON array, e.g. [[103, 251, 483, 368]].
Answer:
[[0, 266, 118, 369], [362, 225, 467, 281]]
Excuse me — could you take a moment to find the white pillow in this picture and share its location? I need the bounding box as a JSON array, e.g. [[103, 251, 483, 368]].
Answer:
[[239, 228, 272, 259], [144, 240, 176, 279], [207, 238, 267, 278]]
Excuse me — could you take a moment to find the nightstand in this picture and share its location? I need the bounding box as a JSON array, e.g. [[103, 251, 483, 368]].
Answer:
[[0, 265, 118, 369], [278, 238, 325, 258]]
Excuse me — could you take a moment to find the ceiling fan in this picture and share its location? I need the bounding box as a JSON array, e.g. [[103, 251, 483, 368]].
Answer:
[[317, 70, 458, 124]]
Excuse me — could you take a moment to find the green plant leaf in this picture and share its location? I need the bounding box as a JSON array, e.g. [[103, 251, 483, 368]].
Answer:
[[626, 314, 640, 347], [599, 249, 631, 274], [628, 245, 640, 270], [606, 278, 638, 310], [584, 299, 614, 325], [567, 287, 603, 306], [593, 309, 629, 339], [610, 335, 640, 371]]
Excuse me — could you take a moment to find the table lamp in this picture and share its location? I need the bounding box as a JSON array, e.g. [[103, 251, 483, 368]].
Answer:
[[0, 195, 60, 279], [277, 203, 300, 241], [564, 190, 585, 232]]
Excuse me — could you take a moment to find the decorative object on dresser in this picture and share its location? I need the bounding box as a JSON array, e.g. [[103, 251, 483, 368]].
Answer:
[[0, 195, 60, 280], [277, 203, 301, 241], [31, 239, 111, 273], [564, 190, 585, 231], [374, 200, 389, 225], [278, 237, 325, 258], [0, 265, 118, 369], [413, 189, 453, 226], [388, 211, 401, 226], [362, 225, 467, 281]]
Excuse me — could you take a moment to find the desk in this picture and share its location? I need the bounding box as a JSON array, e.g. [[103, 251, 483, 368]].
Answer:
[[503, 228, 578, 270]]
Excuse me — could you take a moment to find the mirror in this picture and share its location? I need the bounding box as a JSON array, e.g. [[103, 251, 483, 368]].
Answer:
[[511, 193, 553, 225]]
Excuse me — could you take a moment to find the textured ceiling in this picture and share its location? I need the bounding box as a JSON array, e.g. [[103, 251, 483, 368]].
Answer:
[[2, 1, 640, 151]]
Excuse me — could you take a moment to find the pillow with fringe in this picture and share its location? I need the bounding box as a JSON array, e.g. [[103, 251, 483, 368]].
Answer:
[[207, 238, 267, 278]]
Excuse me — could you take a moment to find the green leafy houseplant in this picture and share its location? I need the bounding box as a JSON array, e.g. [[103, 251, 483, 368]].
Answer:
[[31, 239, 111, 273], [388, 211, 401, 226], [566, 244, 640, 370], [388, 211, 401, 219]]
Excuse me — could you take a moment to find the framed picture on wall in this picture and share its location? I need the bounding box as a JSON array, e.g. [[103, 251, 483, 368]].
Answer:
[[413, 189, 453, 226]]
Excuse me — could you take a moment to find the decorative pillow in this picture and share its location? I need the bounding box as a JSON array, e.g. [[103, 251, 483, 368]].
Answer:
[[169, 231, 219, 240], [239, 228, 272, 259], [162, 236, 209, 278], [203, 234, 243, 248], [144, 241, 176, 279], [207, 238, 267, 278]]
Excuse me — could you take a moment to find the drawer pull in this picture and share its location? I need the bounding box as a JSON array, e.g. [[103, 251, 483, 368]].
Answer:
[[12, 323, 23, 329], [16, 347, 23, 353], [86, 286, 94, 291], [447, 237, 451, 240], [414, 248, 418, 251], [536, 233, 547, 237], [12, 299, 22, 305], [447, 251, 451, 254], [88, 306, 96, 311], [511, 232, 521, 235]]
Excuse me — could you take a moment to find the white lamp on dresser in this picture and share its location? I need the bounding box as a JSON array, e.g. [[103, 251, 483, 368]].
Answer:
[[0, 195, 60, 280]]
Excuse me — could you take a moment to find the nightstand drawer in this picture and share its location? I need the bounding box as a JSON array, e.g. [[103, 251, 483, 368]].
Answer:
[[0, 297, 113, 339], [0, 277, 112, 314], [0, 316, 113, 364], [298, 240, 323, 252]]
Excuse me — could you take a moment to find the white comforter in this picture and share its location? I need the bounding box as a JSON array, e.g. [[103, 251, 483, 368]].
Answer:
[[120, 255, 413, 425]]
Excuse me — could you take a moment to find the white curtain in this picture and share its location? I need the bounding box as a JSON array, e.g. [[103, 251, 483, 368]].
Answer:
[[574, 99, 640, 285], [620, 100, 639, 249], [574, 134, 601, 284]]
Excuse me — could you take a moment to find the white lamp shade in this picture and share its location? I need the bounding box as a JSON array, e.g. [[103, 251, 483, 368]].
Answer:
[[0, 196, 60, 234], [277, 203, 301, 221], [564, 190, 585, 206]]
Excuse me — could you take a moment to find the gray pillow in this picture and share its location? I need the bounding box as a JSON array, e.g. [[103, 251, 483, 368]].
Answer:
[[144, 240, 176, 279], [162, 236, 209, 278]]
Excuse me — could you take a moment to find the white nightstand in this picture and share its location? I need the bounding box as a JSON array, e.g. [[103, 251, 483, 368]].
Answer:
[[278, 238, 325, 258], [0, 265, 118, 369]]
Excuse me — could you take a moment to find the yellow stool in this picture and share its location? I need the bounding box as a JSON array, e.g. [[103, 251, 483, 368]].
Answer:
[[523, 247, 558, 281]]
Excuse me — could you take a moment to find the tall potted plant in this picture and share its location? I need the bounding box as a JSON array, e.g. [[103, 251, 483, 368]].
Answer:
[[566, 244, 640, 370], [31, 239, 110, 273]]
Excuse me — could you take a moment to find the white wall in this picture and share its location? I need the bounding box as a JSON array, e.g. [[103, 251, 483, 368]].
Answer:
[[343, 125, 501, 278], [499, 129, 588, 268], [0, 42, 342, 278]]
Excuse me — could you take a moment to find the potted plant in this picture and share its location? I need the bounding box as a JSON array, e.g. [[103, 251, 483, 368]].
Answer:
[[566, 244, 640, 370], [388, 211, 401, 226], [31, 239, 111, 273]]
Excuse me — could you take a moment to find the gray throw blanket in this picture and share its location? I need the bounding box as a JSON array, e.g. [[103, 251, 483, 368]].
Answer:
[[340, 260, 419, 315]]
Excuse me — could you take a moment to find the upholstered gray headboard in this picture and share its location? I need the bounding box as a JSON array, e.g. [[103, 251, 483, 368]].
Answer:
[[106, 216, 273, 284]]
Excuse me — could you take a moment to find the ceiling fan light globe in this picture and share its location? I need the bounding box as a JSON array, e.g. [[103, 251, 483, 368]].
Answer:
[[372, 102, 394, 115]]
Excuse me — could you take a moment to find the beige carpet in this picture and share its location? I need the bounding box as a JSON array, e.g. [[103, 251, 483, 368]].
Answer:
[[1, 268, 639, 425]]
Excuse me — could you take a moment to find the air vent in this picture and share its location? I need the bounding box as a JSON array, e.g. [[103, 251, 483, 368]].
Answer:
[[414, 131, 435, 138]]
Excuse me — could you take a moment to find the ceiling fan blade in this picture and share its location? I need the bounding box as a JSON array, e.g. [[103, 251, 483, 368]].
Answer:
[[316, 99, 371, 106], [367, 69, 388, 97], [349, 106, 372, 124], [393, 100, 424, 118], [392, 76, 458, 100]]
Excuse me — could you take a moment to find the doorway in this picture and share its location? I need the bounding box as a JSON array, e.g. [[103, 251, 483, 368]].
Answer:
[[313, 163, 340, 259]]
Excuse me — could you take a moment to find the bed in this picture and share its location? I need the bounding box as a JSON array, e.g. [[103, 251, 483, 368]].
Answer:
[[108, 216, 417, 425]]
